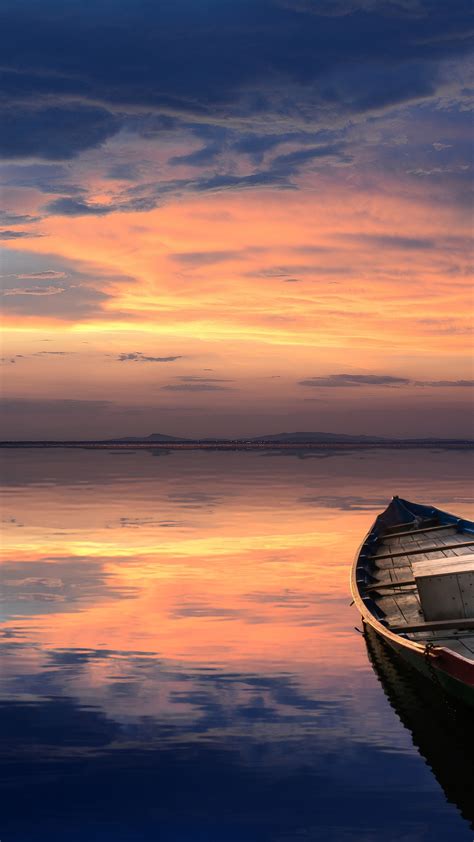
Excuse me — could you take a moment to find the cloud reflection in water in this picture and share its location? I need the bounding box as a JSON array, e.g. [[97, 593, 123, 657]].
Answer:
[[0, 449, 473, 840]]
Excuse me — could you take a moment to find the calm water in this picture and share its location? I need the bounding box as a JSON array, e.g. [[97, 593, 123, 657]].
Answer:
[[1, 448, 473, 841]]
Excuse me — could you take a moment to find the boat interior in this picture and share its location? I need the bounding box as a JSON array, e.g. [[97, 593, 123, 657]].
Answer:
[[357, 498, 474, 662]]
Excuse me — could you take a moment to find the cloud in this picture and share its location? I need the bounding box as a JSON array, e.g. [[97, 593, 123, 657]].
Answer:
[[299, 374, 411, 387], [169, 143, 222, 167], [0, 211, 41, 225], [0, 230, 42, 240], [164, 142, 351, 197], [0, 0, 470, 243], [44, 197, 113, 216], [245, 263, 342, 280], [159, 375, 235, 392], [0, 105, 118, 161], [0, 163, 86, 195], [161, 383, 233, 392], [1, 285, 66, 296], [1, 2, 469, 144], [420, 379, 474, 387], [44, 195, 160, 217], [110, 516, 187, 529], [192, 171, 290, 193], [0, 248, 136, 320], [117, 352, 182, 363], [176, 376, 234, 383], [15, 271, 67, 280], [1, 281, 109, 317], [117, 170, 292, 215], [350, 233, 436, 250], [271, 143, 349, 175], [0, 351, 70, 363], [231, 131, 304, 163], [171, 250, 247, 266], [104, 162, 143, 181], [299, 374, 474, 389]]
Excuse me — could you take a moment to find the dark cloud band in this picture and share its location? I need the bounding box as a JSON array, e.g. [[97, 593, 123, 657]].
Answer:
[[299, 374, 474, 388]]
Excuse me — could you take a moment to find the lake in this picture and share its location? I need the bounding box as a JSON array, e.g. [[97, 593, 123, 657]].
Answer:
[[1, 448, 473, 841]]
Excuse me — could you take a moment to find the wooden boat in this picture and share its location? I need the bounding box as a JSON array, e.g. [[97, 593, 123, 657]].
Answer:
[[351, 497, 474, 707]]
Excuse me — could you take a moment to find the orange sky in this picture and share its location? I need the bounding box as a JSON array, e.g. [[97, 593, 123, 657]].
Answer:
[[1, 1, 472, 438], [2, 172, 472, 438]]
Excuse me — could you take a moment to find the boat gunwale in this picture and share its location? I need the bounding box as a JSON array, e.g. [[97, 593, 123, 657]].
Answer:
[[350, 522, 425, 657]]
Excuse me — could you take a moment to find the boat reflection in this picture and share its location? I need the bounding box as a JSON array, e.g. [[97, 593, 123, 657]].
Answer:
[[364, 624, 474, 829]]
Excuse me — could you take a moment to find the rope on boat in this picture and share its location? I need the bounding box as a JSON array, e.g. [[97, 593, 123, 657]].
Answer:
[[424, 642, 442, 689]]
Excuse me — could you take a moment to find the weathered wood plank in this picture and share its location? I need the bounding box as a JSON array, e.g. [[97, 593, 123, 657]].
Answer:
[[366, 578, 415, 592], [412, 554, 474, 578], [436, 532, 473, 545], [372, 540, 474, 562], [391, 617, 474, 633], [377, 594, 407, 626], [384, 518, 437, 535], [374, 561, 412, 571], [452, 544, 474, 557], [393, 593, 423, 625], [382, 523, 458, 540]]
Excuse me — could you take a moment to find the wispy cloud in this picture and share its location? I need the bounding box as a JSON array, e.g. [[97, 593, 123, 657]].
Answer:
[[176, 376, 234, 383], [44, 196, 159, 217], [0, 211, 41, 225], [171, 250, 247, 266], [1, 285, 65, 296], [15, 271, 67, 280], [116, 352, 183, 363], [419, 379, 474, 388], [44, 198, 113, 217], [299, 374, 474, 389], [299, 374, 411, 387], [0, 230, 43, 240], [161, 383, 233, 392], [1, 351, 71, 363]]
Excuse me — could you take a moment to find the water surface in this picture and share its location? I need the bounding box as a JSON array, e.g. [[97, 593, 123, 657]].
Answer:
[[1, 448, 473, 841]]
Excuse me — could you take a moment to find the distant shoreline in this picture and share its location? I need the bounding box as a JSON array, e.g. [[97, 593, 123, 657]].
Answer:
[[1, 441, 473, 451]]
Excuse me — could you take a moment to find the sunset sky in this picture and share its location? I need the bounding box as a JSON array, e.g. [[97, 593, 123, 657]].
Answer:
[[1, 0, 472, 439]]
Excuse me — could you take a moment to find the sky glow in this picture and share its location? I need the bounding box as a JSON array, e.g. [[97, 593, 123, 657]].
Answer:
[[0, 0, 472, 438]]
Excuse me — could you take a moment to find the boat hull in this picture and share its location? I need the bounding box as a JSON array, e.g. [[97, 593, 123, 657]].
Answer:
[[352, 497, 474, 709], [365, 618, 474, 708]]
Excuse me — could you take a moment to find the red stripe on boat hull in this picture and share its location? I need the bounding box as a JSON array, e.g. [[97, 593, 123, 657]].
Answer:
[[433, 649, 474, 687]]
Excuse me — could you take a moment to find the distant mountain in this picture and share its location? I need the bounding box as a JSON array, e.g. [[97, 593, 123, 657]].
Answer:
[[108, 432, 190, 443], [2, 430, 472, 447], [105, 430, 471, 445], [248, 431, 387, 443], [110, 430, 388, 444]]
